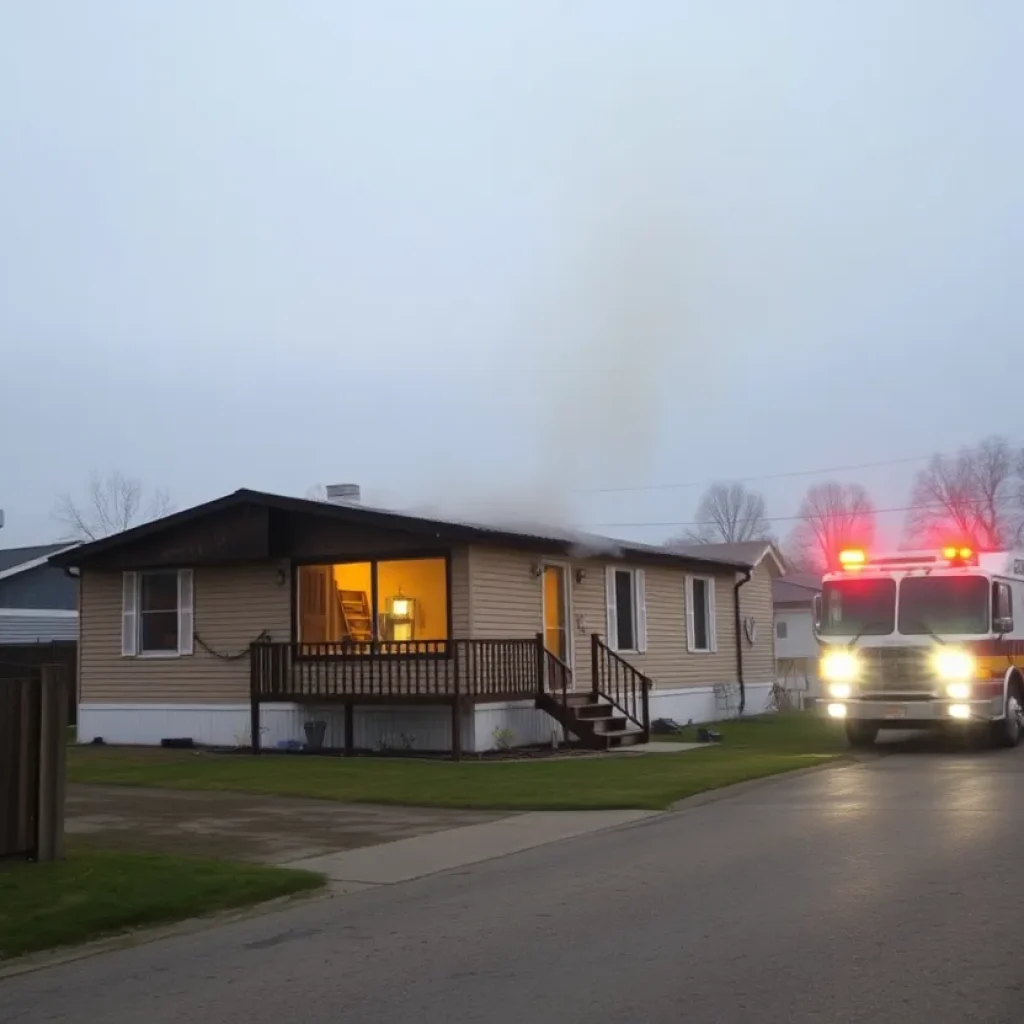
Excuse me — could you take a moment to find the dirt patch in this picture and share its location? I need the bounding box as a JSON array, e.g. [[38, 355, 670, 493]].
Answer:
[[67, 785, 507, 865]]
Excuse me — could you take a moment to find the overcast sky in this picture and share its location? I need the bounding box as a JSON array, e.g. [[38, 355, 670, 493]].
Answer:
[[2, 1, 1022, 548]]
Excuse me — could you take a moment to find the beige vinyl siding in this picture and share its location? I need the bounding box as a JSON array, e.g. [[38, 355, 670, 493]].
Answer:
[[631, 565, 738, 689], [468, 547, 545, 640], [80, 564, 291, 705], [465, 545, 744, 692], [736, 561, 776, 684], [450, 545, 471, 637]]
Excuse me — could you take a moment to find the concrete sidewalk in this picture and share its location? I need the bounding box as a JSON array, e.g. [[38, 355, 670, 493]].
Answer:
[[283, 809, 658, 884]]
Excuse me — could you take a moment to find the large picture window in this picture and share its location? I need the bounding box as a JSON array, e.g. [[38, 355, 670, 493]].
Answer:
[[297, 557, 449, 649]]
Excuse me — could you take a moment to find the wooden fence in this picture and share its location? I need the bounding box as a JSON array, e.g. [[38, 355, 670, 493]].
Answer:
[[0, 664, 68, 862], [0, 642, 77, 726]]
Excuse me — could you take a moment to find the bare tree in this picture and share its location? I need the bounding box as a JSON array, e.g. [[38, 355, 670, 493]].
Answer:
[[680, 482, 773, 544], [1014, 448, 1024, 546], [53, 471, 173, 542], [785, 481, 876, 572], [905, 436, 1016, 550]]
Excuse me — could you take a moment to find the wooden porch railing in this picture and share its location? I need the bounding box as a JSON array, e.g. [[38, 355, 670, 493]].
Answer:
[[541, 642, 574, 722], [591, 634, 651, 740], [251, 639, 542, 703]]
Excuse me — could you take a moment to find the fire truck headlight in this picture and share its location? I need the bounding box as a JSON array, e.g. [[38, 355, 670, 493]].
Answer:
[[934, 649, 975, 682], [821, 649, 859, 684], [946, 681, 972, 700], [828, 682, 852, 699]]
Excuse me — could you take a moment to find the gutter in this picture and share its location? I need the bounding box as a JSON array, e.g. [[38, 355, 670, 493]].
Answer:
[[733, 567, 753, 715]]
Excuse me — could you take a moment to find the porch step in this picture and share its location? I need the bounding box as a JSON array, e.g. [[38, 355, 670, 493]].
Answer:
[[591, 716, 628, 734], [535, 691, 647, 752], [575, 703, 615, 720], [594, 729, 645, 749]]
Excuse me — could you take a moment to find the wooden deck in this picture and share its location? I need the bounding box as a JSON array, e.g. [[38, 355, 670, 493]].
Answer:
[[251, 639, 544, 704], [248, 636, 651, 759]]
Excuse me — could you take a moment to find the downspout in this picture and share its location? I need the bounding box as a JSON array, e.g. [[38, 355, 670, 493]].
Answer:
[[734, 567, 753, 716]]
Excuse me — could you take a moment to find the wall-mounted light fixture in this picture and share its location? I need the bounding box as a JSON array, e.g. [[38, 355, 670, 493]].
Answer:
[[531, 563, 543, 578], [574, 568, 587, 584], [275, 568, 287, 587]]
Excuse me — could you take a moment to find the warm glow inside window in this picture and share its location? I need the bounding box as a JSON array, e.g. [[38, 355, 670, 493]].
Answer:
[[297, 558, 448, 646]]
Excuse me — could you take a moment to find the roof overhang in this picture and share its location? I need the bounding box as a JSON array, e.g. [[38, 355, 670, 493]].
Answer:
[[48, 489, 753, 574], [0, 544, 79, 581]]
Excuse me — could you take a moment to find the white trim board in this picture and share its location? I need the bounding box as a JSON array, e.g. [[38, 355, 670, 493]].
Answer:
[[0, 608, 78, 618], [0, 545, 79, 582]]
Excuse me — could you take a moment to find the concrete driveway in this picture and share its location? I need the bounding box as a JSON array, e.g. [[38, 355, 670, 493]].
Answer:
[[19, 741, 1024, 1023], [66, 785, 505, 864]]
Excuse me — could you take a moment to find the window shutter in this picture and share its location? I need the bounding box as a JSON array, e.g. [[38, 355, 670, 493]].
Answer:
[[605, 566, 618, 648], [121, 572, 138, 656], [635, 569, 647, 653], [178, 569, 195, 656], [707, 577, 718, 652], [685, 576, 696, 653]]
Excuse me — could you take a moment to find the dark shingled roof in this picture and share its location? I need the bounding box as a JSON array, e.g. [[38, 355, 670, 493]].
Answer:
[[0, 543, 70, 575], [670, 540, 786, 574], [772, 573, 822, 605], [50, 488, 758, 574]]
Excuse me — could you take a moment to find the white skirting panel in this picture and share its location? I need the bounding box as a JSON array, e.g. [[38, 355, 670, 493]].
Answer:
[[473, 701, 572, 752], [78, 703, 475, 753], [648, 682, 772, 724], [79, 685, 773, 752]]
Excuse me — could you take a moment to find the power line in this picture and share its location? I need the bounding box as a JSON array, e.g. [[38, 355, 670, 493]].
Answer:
[[588, 496, 1007, 531], [577, 453, 935, 495]]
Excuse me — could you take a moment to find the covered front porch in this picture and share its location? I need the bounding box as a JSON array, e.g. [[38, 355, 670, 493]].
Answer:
[[249, 635, 650, 758]]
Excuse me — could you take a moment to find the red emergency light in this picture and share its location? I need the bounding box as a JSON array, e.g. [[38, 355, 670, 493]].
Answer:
[[942, 545, 977, 565], [838, 548, 866, 568]]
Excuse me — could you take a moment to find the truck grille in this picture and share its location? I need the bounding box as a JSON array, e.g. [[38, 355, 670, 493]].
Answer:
[[857, 647, 936, 697]]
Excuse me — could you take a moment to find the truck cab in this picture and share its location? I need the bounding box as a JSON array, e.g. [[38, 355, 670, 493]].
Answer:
[[815, 545, 1024, 748]]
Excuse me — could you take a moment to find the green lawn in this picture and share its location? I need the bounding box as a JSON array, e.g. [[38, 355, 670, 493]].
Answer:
[[68, 714, 846, 812], [0, 847, 323, 961]]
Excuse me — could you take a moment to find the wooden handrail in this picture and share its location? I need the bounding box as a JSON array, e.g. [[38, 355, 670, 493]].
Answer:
[[590, 634, 651, 738]]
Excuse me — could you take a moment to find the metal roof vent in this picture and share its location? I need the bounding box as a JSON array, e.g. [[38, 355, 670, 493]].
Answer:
[[325, 483, 361, 505]]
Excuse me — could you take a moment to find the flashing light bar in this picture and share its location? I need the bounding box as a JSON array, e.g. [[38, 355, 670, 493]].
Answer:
[[942, 545, 974, 561], [838, 549, 866, 567]]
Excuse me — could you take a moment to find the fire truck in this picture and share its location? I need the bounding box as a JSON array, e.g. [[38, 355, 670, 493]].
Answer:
[[816, 545, 1024, 748]]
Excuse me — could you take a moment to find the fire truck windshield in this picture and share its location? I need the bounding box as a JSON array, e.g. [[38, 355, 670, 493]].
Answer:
[[897, 575, 990, 636], [820, 578, 896, 636]]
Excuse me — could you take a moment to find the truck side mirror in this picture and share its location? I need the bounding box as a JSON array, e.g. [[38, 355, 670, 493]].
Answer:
[[812, 593, 822, 637], [995, 583, 1013, 636]]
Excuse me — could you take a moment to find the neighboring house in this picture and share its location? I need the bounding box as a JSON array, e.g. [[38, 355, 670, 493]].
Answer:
[[0, 543, 79, 645], [50, 488, 784, 755], [772, 572, 822, 702]]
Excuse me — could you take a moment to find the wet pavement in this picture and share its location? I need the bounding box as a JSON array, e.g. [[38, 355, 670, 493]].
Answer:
[[66, 785, 506, 864]]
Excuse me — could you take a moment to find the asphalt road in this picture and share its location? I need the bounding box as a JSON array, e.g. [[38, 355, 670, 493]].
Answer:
[[6, 746, 1024, 1024]]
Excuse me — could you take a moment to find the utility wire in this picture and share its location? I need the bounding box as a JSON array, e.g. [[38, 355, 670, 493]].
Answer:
[[574, 445, 1020, 495], [588, 495, 1010, 531], [576, 453, 934, 494]]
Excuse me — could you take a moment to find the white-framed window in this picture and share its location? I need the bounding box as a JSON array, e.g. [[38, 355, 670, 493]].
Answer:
[[122, 569, 194, 657], [776, 619, 788, 640], [685, 575, 717, 653], [605, 567, 647, 653]]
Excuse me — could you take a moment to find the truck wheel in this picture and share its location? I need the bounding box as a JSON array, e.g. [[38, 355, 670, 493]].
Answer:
[[845, 721, 878, 749], [991, 685, 1023, 748]]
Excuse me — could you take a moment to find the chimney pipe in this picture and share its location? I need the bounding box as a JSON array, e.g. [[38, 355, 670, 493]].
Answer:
[[325, 484, 361, 505]]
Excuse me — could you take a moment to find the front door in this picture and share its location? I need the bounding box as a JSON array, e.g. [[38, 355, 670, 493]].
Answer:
[[542, 564, 571, 666]]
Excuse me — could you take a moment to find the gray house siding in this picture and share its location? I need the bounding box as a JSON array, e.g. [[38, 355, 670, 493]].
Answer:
[[0, 614, 78, 644], [0, 565, 77, 610]]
